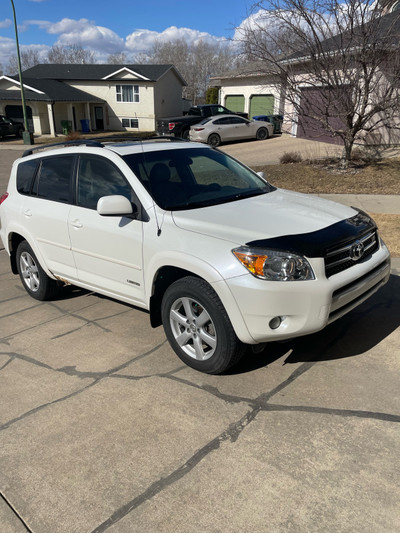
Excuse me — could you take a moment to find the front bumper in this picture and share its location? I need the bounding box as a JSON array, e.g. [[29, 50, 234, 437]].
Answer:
[[225, 245, 391, 344]]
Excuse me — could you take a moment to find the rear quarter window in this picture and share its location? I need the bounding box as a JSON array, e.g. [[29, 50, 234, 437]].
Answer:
[[16, 159, 39, 195]]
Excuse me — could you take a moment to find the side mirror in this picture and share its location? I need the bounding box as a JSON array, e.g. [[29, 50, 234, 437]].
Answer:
[[257, 171, 265, 179], [97, 195, 136, 216]]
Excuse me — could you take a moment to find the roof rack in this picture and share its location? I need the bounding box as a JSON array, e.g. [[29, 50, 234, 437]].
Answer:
[[22, 135, 188, 157]]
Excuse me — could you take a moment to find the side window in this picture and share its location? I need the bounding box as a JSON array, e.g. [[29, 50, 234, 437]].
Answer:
[[34, 155, 74, 203], [16, 159, 38, 195], [77, 155, 132, 210], [213, 117, 232, 125]]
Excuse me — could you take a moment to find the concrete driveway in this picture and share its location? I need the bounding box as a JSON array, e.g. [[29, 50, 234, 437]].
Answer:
[[0, 144, 399, 533]]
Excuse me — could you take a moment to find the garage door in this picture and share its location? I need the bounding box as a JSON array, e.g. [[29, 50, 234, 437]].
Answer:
[[297, 87, 344, 145], [249, 95, 274, 118], [225, 95, 245, 113]]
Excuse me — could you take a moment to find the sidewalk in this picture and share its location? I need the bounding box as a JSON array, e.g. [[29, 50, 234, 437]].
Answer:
[[318, 194, 400, 214]]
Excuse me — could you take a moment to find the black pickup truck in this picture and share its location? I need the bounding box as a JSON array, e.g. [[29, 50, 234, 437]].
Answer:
[[0, 115, 24, 139], [157, 104, 248, 139]]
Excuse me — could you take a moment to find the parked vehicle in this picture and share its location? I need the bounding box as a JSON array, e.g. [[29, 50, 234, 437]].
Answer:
[[189, 115, 274, 146], [157, 104, 248, 140], [0, 138, 390, 374], [0, 115, 24, 139]]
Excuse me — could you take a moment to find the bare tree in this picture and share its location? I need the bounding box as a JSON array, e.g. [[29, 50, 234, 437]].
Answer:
[[107, 52, 128, 64], [6, 49, 41, 75], [146, 38, 237, 104], [237, 0, 400, 163], [47, 44, 96, 64]]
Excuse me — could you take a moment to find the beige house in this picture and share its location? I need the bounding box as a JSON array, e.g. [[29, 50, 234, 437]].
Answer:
[[0, 64, 186, 136]]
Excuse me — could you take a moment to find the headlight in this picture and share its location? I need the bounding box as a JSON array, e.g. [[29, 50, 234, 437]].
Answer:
[[232, 246, 315, 281]]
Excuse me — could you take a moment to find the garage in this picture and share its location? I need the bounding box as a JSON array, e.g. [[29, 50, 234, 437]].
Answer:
[[5, 104, 34, 131], [297, 87, 345, 145], [224, 95, 245, 113], [249, 94, 274, 119]]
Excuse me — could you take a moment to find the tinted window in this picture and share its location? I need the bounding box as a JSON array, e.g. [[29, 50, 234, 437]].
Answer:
[[77, 155, 132, 210], [35, 155, 74, 203], [17, 159, 38, 195], [230, 117, 247, 124], [213, 117, 233, 125]]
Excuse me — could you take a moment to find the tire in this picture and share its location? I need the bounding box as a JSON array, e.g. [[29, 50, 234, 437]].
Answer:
[[256, 127, 269, 140], [207, 133, 221, 147], [16, 241, 60, 301], [16, 127, 24, 138], [181, 129, 190, 140], [161, 276, 245, 374]]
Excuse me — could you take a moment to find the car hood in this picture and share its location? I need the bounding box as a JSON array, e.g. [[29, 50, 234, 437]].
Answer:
[[172, 189, 357, 245]]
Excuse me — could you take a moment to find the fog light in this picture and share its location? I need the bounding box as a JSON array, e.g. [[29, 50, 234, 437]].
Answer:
[[269, 316, 282, 330]]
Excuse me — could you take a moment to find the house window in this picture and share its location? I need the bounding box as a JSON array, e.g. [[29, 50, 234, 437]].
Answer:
[[121, 118, 139, 129], [116, 84, 139, 103]]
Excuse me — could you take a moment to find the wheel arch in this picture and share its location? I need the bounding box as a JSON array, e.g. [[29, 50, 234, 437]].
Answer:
[[7, 230, 54, 278], [149, 266, 200, 328], [148, 262, 254, 344]]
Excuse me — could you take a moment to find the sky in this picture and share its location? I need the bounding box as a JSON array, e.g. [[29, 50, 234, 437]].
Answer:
[[0, 0, 255, 70]]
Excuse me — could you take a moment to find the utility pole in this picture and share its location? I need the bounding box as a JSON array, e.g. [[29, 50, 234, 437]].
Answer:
[[10, 0, 34, 145]]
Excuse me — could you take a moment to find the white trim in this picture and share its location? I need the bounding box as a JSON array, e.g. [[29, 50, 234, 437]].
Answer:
[[0, 75, 45, 94], [102, 68, 150, 81]]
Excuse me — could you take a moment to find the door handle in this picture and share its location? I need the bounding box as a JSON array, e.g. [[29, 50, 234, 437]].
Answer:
[[71, 219, 83, 228], [23, 209, 32, 217]]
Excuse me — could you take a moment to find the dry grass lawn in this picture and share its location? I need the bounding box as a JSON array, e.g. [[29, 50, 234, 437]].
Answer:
[[253, 158, 400, 257], [254, 158, 400, 195]]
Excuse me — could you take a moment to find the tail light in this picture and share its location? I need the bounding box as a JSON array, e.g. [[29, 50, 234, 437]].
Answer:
[[168, 122, 176, 131], [0, 193, 8, 205], [194, 128, 205, 131]]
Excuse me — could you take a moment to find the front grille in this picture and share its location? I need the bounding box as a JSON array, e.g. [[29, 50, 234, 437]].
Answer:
[[325, 230, 378, 277]]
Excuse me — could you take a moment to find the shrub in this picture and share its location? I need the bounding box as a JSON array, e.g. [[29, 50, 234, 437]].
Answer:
[[66, 131, 81, 141], [280, 151, 302, 164]]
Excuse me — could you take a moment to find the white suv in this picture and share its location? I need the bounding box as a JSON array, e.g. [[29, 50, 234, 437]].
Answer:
[[0, 138, 391, 374]]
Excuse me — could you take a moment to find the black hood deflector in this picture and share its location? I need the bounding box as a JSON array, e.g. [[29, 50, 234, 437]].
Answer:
[[246, 211, 376, 257]]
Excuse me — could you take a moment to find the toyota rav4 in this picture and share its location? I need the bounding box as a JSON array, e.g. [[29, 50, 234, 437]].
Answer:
[[0, 138, 391, 373]]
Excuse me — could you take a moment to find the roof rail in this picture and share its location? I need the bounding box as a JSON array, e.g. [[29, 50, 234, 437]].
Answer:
[[22, 135, 188, 157], [22, 139, 104, 157]]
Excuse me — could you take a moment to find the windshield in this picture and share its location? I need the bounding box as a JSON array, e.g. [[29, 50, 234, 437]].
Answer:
[[122, 147, 274, 210]]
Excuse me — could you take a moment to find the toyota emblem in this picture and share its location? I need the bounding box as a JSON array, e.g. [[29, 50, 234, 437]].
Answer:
[[350, 240, 364, 261]]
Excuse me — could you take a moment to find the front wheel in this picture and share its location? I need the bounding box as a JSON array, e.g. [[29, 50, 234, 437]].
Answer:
[[161, 277, 245, 374], [16, 241, 60, 301], [256, 127, 269, 140]]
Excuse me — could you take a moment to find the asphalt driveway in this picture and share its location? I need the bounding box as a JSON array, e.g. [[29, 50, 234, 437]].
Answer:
[[0, 143, 399, 532]]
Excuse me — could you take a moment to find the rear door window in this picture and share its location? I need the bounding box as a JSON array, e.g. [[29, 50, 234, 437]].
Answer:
[[33, 155, 75, 203]]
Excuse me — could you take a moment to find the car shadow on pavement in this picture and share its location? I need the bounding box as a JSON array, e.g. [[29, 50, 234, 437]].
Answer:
[[229, 273, 400, 374]]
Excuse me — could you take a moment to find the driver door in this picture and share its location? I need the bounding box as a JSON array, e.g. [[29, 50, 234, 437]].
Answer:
[[68, 154, 145, 305]]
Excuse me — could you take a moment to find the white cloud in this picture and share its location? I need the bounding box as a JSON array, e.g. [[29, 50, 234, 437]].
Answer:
[[28, 18, 125, 54], [125, 26, 228, 53], [0, 19, 12, 29]]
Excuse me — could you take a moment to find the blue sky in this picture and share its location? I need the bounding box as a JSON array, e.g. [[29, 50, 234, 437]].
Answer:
[[0, 0, 254, 69]]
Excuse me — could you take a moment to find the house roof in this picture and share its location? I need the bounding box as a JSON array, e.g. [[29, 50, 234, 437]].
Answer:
[[0, 77, 105, 103], [284, 10, 400, 63], [21, 64, 186, 85]]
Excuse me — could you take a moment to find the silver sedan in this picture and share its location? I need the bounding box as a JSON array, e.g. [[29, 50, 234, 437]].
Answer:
[[189, 114, 274, 147]]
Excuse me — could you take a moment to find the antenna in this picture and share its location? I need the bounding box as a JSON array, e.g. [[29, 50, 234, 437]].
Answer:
[[139, 136, 162, 237]]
